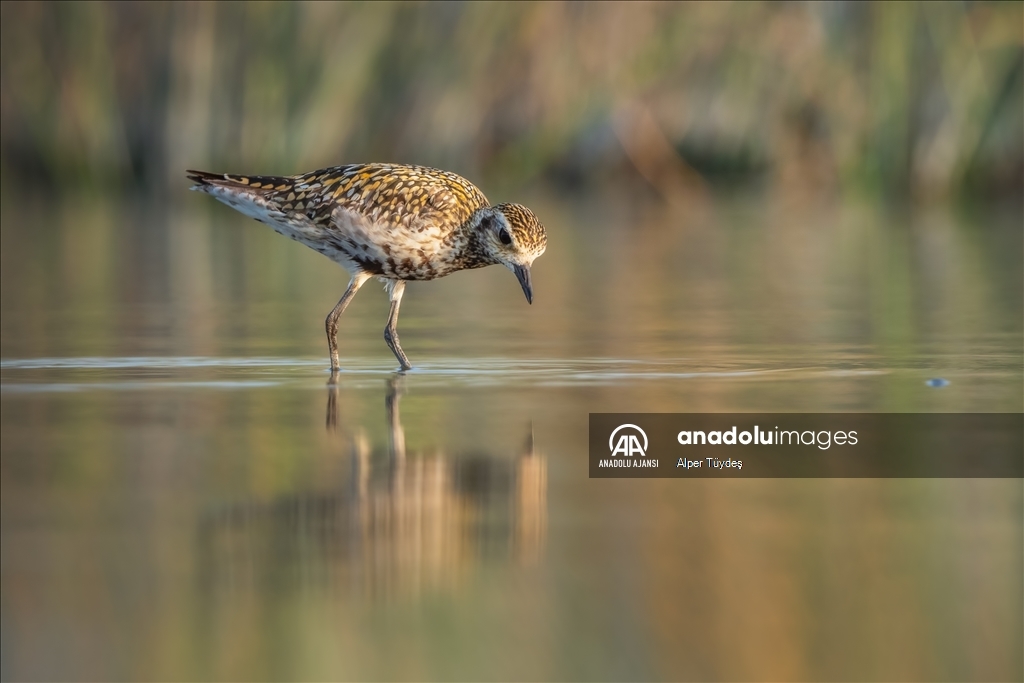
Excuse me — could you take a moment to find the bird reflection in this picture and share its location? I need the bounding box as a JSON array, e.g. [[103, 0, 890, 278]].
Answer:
[[200, 374, 546, 600]]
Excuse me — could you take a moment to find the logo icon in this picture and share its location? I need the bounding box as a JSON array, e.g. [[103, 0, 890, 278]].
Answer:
[[609, 424, 648, 457]]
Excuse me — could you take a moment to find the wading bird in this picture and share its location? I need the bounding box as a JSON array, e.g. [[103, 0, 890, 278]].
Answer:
[[188, 164, 547, 370]]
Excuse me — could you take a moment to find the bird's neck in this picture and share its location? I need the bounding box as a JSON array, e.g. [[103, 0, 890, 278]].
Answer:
[[453, 211, 500, 270]]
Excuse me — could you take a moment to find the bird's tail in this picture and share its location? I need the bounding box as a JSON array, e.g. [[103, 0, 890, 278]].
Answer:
[[186, 169, 294, 194], [186, 169, 298, 224]]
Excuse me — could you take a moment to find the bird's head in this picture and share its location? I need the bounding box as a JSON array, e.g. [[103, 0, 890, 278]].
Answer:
[[478, 203, 547, 304]]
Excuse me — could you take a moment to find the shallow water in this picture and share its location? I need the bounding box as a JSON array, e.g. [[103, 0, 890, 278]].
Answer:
[[1, 195, 1021, 680]]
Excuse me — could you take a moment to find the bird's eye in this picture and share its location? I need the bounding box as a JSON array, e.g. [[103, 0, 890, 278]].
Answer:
[[499, 228, 512, 245]]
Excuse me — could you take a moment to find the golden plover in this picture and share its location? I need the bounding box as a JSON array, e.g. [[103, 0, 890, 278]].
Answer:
[[187, 163, 547, 370]]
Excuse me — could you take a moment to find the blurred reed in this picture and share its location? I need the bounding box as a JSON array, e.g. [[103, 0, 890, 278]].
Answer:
[[0, 1, 1020, 201]]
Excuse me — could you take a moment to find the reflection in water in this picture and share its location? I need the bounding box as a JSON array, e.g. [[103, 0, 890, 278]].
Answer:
[[200, 375, 546, 600]]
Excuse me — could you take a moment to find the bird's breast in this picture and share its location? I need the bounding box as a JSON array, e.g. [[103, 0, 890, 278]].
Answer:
[[322, 210, 478, 281]]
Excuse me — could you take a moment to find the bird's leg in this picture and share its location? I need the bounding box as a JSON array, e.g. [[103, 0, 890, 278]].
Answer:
[[383, 280, 412, 371], [326, 273, 370, 371]]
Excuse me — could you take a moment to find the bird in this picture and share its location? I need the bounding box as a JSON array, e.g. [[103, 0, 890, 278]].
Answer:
[[187, 163, 547, 371]]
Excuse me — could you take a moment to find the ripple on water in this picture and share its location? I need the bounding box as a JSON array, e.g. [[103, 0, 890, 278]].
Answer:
[[0, 356, 890, 393]]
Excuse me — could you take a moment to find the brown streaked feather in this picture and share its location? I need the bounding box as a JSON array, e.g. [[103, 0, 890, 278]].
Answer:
[[289, 164, 491, 238], [190, 164, 490, 239]]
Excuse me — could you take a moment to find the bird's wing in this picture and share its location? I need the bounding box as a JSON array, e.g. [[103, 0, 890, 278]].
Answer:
[[301, 164, 489, 237]]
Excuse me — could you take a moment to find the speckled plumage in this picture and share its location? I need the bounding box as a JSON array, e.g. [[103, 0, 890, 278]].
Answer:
[[187, 163, 547, 370]]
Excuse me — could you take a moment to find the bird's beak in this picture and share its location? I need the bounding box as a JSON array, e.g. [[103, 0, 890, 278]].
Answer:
[[513, 264, 533, 304]]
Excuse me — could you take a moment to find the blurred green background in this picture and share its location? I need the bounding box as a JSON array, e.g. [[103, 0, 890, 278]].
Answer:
[[1, 0, 1021, 199]]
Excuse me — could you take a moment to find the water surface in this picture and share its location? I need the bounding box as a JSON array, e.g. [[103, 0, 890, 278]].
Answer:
[[1, 196, 1021, 681]]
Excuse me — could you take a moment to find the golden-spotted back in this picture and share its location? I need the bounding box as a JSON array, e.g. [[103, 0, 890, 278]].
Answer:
[[189, 163, 489, 235], [297, 164, 490, 233]]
